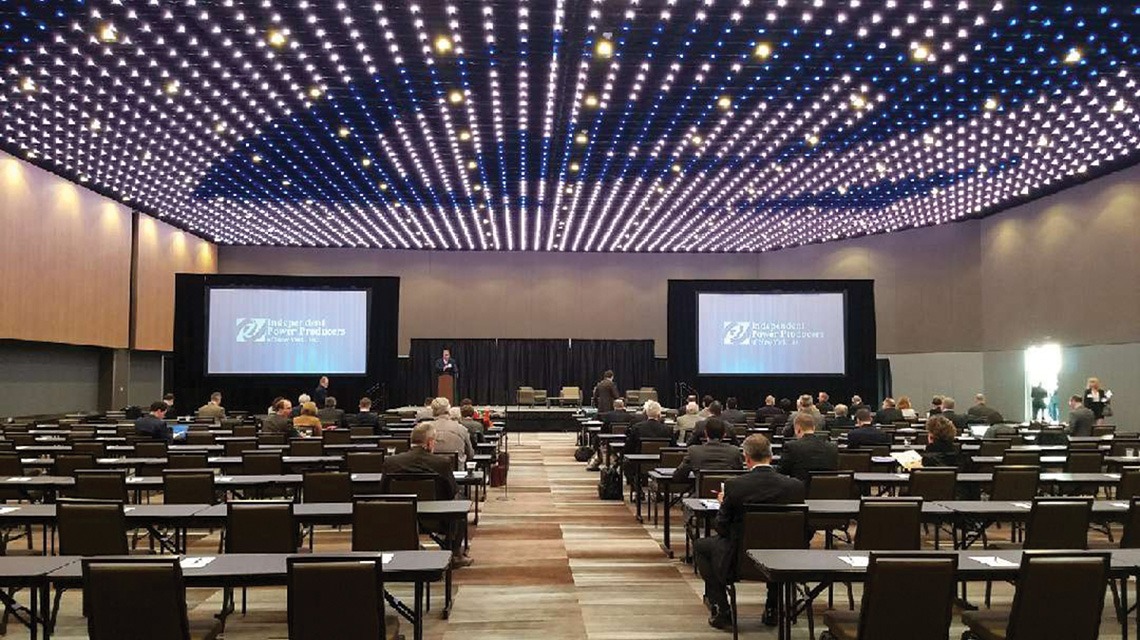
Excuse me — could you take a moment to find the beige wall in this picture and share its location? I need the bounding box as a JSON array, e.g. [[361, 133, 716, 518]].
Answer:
[[133, 216, 218, 351], [981, 163, 1140, 351], [0, 151, 133, 348], [218, 218, 984, 356]]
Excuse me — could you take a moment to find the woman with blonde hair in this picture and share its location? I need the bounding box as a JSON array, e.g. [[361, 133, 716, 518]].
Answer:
[[1084, 377, 1112, 424], [292, 401, 323, 436]]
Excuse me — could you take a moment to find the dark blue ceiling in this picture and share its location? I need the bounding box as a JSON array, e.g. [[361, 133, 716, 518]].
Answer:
[[2, 0, 1138, 251]]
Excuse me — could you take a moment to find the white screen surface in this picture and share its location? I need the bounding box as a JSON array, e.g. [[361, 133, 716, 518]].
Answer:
[[207, 288, 368, 375], [698, 292, 845, 375]]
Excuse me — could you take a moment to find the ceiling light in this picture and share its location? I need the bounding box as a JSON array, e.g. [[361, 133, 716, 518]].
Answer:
[[595, 39, 614, 59], [338, 127, 350, 138], [458, 130, 471, 141], [434, 35, 453, 54], [575, 132, 588, 145], [267, 29, 287, 47], [754, 42, 772, 59], [309, 86, 323, 99], [717, 95, 732, 110], [584, 94, 599, 108], [1064, 48, 1082, 64], [912, 44, 931, 62], [984, 97, 999, 111], [448, 89, 464, 104], [99, 24, 118, 43]]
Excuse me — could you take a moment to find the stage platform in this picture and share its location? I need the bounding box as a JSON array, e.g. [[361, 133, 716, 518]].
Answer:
[[388, 405, 588, 433]]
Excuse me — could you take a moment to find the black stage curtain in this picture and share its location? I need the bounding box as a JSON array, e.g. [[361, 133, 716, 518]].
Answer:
[[405, 338, 657, 406]]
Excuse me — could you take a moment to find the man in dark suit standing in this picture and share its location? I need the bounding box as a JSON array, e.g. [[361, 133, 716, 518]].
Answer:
[[381, 423, 470, 567], [846, 408, 892, 448], [673, 418, 744, 482], [311, 376, 329, 408], [778, 412, 838, 487], [593, 370, 620, 414], [1066, 394, 1097, 437], [434, 349, 459, 379], [694, 434, 805, 629]]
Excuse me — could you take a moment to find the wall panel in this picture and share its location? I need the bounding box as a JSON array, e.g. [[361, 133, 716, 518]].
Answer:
[[133, 215, 218, 351]]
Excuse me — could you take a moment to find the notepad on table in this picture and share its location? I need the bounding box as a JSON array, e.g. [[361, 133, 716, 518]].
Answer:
[[180, 556, 216, 569], [889, 449, 923, 470], [838, 556, 869, 568], [970, 556, 1017, 568]]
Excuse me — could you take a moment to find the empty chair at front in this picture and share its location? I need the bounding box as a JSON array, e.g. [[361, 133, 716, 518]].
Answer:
[[83, 557, 223, 640], [287, 556, 400, 640], [821, 553, 958, 640]]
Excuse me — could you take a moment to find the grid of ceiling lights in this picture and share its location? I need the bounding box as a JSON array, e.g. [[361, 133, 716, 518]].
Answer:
[[1, 0, 1138, 251]]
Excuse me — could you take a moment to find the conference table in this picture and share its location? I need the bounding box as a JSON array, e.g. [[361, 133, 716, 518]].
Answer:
[[748, 548, 1140, 640], [0, 550, 449, 640]]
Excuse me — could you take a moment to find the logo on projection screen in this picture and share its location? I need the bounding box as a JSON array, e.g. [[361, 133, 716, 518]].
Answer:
[[235, 318, 270, 343], [722, 322, 753, 345]]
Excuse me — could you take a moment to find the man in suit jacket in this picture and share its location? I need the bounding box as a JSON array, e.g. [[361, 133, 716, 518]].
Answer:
[[672, 418, 744, 482], [816, 392, 835, 414], [778, 412, 838, 487], [756, 395, 786, 425], [599, 398, 634, 433], [1066, 394, 1097, 437], [311, 376, 329, 409], [873, 398, 905, 425], [967, 393, 1005, 424], [316, 396, 346, 429], [719, 397, 746, 426], [262, 399, 300, 439], [939, 397, 975, 431], [846, 408, 892, 448], [625, 401, 674, 454], [676, 401, 702, 441], [423, 398, 475, 464], [593, 370, 620, 413], [134, 401, 173, 444], [689, 401, 737, 446], [381, 423, 470, 567], [196, 392, 226, 421], [434, 349, 459, 379], [694, 434, 805, 629], [350, 397, 385, 434]]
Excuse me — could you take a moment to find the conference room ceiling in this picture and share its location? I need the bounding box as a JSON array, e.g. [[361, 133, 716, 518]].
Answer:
[[2, 2, 1138, 252]]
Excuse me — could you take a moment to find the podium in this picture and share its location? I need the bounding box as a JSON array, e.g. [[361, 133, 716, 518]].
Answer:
[[436, 373, 455, 405]]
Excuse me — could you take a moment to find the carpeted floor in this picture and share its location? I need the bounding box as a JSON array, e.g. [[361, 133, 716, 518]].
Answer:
[[37, 433, 1129, 639]]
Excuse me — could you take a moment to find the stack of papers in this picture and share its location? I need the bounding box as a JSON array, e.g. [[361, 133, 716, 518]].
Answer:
[[969, 556, 1018, 568], [890, 450, 923, 470], [838, 556, 869, 568], [180, 556, 216, 569]]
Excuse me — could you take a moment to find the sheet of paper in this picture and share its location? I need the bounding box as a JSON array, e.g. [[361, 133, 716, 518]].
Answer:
[[1113, 502, 1130, 508], [180, 556, 216, 569], [217, 476, 233, 483], [351, 474, 360, 480], [838, 555, 869, 567], [0, 507, 21, 514], [890, 449, 924, 470], [5, 477, 30, 483], [126, 476, 146, 483], [1011, 502, 1032, 509], [970, 556, 1018, 568], [358, 554, 394, 565], [700, 499, 722, 510], [124, 507, 136, 513]]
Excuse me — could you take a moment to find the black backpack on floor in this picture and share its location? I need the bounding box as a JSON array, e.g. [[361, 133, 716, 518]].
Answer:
[[574, 446, 593, 462], [597, 466, 623, 500]]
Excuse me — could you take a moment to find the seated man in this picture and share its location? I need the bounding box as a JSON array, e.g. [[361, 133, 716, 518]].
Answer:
[[675, 401, 701, 442], [694, 434, 805, 629], [316, 397, 346, 429], [672, 418, 744, 483], [600, 398, 633, 433], [134, 401, 173, 444], [873, 397, 904, 426], [263, 398, 300, 439], [381, 423, 471, 568], [426, 398, 475, 465], [459, 404, 485, 443], [845, 408, 892, 448], [778, 412, 839, 488], [350, 397, 385, 434], [625, 400, 674, 454], [829, 404, 854, 428]]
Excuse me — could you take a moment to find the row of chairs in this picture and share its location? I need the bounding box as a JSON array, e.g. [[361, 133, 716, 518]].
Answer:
[[84, 555, 401, 640]]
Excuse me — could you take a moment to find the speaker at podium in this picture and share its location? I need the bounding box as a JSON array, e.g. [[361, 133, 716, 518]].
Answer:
[[433, 350, 458, 404]]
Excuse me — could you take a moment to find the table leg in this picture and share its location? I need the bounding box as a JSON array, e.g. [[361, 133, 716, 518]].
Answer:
[[473, 482, 480, 525], [35, 584, 43, 640], [443, 568, 453, 619], [413, 581, 424, 640], [1121, 575, 1129, 640]]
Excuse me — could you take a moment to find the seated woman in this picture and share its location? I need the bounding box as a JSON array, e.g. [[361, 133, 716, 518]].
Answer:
[[920, 415, 959, 468], [897, 395, 919, 421], [292, 401, 323, 436]]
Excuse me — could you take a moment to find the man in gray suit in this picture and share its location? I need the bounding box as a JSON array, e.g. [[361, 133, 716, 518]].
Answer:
[[1066, 394, 1097, 437], [672, 418, 744, 482]]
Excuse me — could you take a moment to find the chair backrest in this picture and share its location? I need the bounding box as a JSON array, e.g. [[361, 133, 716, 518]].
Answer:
[[57, 499, 129, 556], [350, 426, 376, 438], [134, 441, 167, 458], [242, 450, 284, 475], [610, 423, 629, 436], [83, 558, 190, 640], [433, 451, 460, 472], [639, 438, 671, 456], [166, 452, 208, 470], [162, 471, 217, 505], [184, 431, 216, 446], [854, 498, 922, 550], [736, 504, 809, 581], [225, 501, 297, 553], [54, 453, 96, 477], [323, 430, 352, 445], [1111, 440, 1140, 457], [1025, 498, 1093, 549], [837, 451, 872, 473], [378, 438, 410, 455], [232, 425, 257, 438], [660, 448, 687, 469], [806, 471, 856, 500], [1005, 553, 1109, 640], [346, 451, 386, 474], [857, 554, 958, 640], [1002, 450, 1041, 467], [978, 439, 1013, 457], [224, 439, 259, 456], [1066, 450, 1104, 474], [1093, 425, 1117, 437], [695, 469, 749, 499], [0, 453, 24, 476], [990, 465, 1040, 501], [287, 556, 387, 640], [72, 470, 128, 502], [351, 496, 420, 552], [517, 387, 535, 404], [290, 439, 324, 456], [907, 468, 957, 501], [303, 471, 353, 503], [1122, 497, 1140, 549], [257, 433, 287, 446], [561, 386, 581, 401], [382, 472, 438, 501], [72, 441, 107, 457]]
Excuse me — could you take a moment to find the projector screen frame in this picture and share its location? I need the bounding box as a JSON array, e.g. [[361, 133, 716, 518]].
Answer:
[[203, 285, 373, 377], [695, 289, 849, 377]]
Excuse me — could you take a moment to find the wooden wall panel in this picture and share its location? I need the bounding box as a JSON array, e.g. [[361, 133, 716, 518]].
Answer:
[[133, 215, 218, 352], [0, 152, 133, 347]]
